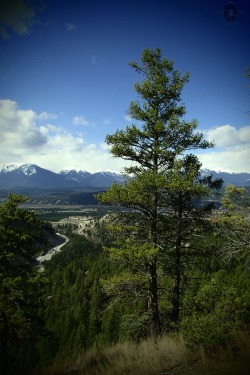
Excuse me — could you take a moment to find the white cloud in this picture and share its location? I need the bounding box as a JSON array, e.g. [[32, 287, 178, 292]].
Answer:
[[73, 115, 90, 126], [197, 147, 250, 173], [1, 102, 249, 173], [36, 111, 58, 121], [124, 114, 132, 121], [0, 99, 130, 172], [205, 124, 250, 148], [197, 124, 250, 172], [0, 99, 47, 153], [31, 139, 130, 173], [47, 131, 84, 152], [238, 126, 250, 143], [65, 23, 76, 31]]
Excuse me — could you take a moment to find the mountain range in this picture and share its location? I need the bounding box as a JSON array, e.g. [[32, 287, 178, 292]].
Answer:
[[0, 163, 250, 190], [0, 164, 124, 190]]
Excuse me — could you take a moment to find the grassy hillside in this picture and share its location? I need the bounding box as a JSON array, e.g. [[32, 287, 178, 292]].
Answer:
[[38, 333, 250, 375]]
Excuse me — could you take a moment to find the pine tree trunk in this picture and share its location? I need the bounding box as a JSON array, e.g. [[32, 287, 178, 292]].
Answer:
[[148, 197, 162, 336], [148, 259, 162, 336], [172, 245, 181, 325], [171, 201, 183, 326]]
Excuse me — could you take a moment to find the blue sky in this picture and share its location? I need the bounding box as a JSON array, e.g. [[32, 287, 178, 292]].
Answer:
[[0, 0, 249, 173]]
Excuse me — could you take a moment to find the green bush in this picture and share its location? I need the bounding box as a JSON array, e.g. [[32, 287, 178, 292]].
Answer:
[[181, 271, 248, 351], [120, 313, 151, 342]]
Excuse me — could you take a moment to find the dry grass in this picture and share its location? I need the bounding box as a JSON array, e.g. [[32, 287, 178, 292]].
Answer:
[[195, 332, 250, 375], [76, 335, 192, 375], [38, 333, 250, 375]]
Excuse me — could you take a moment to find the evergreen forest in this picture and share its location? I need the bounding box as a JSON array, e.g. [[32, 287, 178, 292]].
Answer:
[[1, 49, 250, 375]]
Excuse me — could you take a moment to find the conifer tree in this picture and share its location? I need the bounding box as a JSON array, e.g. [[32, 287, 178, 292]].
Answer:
[[97, 48, 219, 335], [0, 194, 47, 374], [159, 155, 222, 323], [213, 185, 250, 269]]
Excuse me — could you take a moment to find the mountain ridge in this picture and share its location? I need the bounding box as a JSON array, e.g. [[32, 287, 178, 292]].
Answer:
[[0, 164, 125, 189], [0, 163, 250, 190]]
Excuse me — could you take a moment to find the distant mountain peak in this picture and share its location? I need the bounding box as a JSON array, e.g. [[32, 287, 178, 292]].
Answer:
[[96, 169, 122, 175], [60, 168, 89, 174], [207, 168, 236, 175], [1, 164, 250, 190], [0, 163, 39, 175], [20, 164, 38, 176]]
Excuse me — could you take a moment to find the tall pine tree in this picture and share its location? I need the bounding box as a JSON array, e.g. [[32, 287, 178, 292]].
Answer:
[[97, 48, 220, 335]]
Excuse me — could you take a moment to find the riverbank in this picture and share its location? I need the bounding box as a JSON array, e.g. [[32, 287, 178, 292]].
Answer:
[[36, 233, 69, 264]]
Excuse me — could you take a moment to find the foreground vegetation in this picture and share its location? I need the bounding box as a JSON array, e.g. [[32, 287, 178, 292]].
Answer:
[[39, 333, 250, 375], [1, 191, 250, 374]]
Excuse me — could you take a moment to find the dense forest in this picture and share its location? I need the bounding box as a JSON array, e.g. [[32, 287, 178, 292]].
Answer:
[[1, 49, 250, 375], [1, 188, 249, 375]]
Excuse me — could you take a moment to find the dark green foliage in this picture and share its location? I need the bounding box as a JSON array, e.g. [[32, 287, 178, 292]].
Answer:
[[0, 188, 100, 205], [44, 235, 123, 357], [29, 202, 249, 372], [40, 222, 250, 371], [181, 270, 249, 352], [0, 194, 48, 374], [212, 185, 250, 269], [97, 49, 223, 334], [120, 313, 152, 342]]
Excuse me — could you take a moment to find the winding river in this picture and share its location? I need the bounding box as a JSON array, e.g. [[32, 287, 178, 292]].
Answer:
[[36, 233, 69, 264]]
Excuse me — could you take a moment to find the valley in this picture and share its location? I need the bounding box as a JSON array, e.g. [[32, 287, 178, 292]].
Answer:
[[0, 187, 102, 205]]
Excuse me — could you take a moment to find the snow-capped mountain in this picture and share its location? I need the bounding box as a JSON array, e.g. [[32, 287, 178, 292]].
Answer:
[[200, 169, 250, 187], [59, 169, 124, 187], [59, 169, 91, 183], [59, 169, 92, 183], [0, 164, 125, 189], [0, 164, 76, 188], [86, 171, 124, 187], [0, 164, 250, 190]]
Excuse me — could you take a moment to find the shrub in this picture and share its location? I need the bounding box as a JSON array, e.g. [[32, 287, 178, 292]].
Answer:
[[180, 271, 248, 352]]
